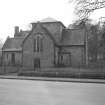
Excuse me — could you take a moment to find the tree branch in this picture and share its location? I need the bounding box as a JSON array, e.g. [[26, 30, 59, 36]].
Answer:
[[71, 0, 105, 19]]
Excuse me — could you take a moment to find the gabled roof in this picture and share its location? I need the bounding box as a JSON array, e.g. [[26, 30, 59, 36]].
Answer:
[[59, 28, 85, 46], [23, 22, 57, 45], [2, 37, 24, 51], [2, 29, 30, 51]]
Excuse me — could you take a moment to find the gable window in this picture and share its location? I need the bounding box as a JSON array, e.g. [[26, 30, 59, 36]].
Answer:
[[34, 34, 43, 52]]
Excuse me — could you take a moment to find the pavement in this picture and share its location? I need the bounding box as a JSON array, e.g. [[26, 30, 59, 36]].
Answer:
[[0, 75, 105, 84], [0, 78, 105, 105]]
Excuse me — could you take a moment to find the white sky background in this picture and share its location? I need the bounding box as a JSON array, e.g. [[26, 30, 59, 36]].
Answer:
[[0, 0, 105, 42]]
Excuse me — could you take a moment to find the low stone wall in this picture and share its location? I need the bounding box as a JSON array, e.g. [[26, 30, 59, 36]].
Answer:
[[0, 67, 5, 74], [0, 66, 21, 74], [18, 70, 105, 79], [0, 64, 105, 77]]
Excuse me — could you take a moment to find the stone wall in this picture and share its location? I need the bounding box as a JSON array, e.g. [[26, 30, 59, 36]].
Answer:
[[22, 23, 57, 69], [61, 46, 85, 66], [2, 52, 22, 66]]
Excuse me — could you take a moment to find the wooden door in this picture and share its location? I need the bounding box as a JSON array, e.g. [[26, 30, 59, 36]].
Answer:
[[34, 58, 40, 69]]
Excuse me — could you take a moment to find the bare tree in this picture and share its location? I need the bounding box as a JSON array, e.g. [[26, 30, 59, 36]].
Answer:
[[70, 0, 105, 20]]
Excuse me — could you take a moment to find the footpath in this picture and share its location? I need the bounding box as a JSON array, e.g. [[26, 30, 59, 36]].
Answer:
[[0, 75, 105, 84]]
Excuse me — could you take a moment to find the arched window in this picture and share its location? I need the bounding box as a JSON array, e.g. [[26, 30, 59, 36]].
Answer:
[[34, 34, 43, 52]]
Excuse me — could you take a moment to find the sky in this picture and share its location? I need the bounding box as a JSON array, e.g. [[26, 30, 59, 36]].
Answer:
[[0, 0, 105, 42]]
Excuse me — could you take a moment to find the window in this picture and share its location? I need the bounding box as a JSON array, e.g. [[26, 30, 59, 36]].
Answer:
[[34, 34, 43, 52], [6, 54, 9, 65], [11, 53, 15, 65], [7, 54, 8, 59]]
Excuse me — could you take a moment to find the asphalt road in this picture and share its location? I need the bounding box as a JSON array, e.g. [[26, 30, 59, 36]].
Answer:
[[0, 79, 105, 105]]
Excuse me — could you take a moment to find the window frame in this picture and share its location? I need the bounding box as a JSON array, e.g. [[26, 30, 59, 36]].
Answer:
[[11, 53, 15, 65], [34, 34, 43, 52]]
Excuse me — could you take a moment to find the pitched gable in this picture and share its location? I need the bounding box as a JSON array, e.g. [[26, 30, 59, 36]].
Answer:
[[32, 22, 47, 34], [31, 18, 65, 43], [23, 22, 57, 45]]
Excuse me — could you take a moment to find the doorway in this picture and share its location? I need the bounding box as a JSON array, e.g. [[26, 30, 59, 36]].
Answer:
[[34, 58, 40, 69]]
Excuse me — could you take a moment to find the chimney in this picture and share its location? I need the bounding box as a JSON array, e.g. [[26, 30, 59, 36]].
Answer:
[[14, 26, 19, 37], [31, 23, 37, 29]]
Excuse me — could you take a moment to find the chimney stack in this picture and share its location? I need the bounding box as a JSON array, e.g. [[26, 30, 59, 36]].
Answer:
[[31, 23, 36, 29], [14, 26, 19, 37]]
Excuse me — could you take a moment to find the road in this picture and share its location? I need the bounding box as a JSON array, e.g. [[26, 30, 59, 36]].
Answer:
[[0, 79, 105, 105]]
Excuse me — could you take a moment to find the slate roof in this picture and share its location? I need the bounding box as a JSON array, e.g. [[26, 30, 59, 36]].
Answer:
[[2, 37, 24, 51], [3, 18, 86, 52], [59, 28, 85, 46], [3, 21, 59, 51], [19, 31, 30, 37], [2, 30, 30, 51], [15, 30, 30, 38]]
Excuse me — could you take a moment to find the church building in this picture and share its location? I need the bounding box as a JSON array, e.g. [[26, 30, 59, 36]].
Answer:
[[2, 18, 88, 70]]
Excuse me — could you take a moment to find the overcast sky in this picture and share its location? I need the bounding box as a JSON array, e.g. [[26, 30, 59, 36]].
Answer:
[[0, 0, 105, 42]]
